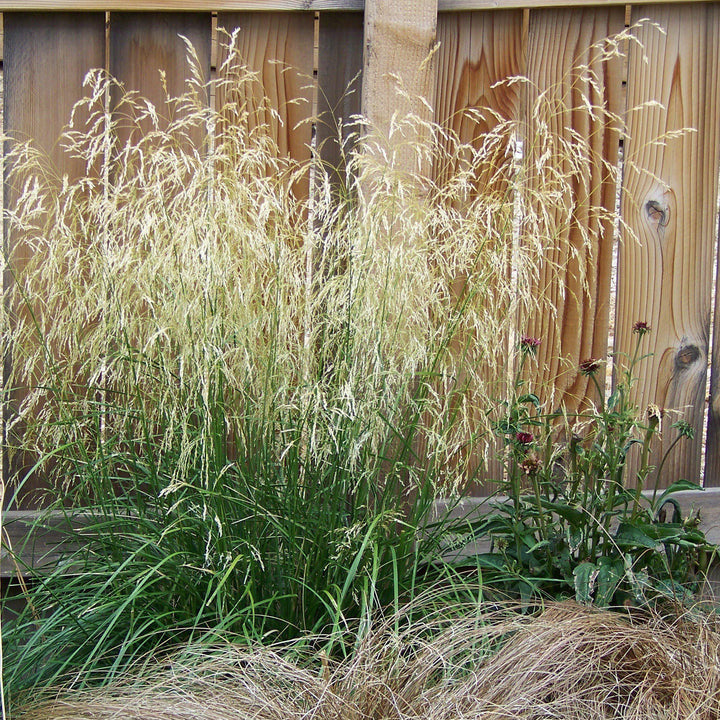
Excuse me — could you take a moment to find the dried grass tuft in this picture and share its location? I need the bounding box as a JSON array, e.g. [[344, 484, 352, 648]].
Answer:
[[18, 601, 720, 720]]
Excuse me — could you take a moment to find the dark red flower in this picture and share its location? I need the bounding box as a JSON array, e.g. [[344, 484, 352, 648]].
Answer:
[[520, 335, 541, 355], [646, 403, 664, 422], [579, 358, 601, 376], [633, 321, 651, 336], [515, 431, 534, 445]]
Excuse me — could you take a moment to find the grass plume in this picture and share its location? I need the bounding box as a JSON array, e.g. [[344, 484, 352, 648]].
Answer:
[[0, 30, 639, 704]]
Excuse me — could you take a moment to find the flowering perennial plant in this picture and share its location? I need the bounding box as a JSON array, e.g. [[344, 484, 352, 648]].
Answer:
[[452, 326, 715, 607]]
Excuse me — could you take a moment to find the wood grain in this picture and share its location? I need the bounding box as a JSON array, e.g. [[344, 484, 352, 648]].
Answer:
[[0, 1, 363, 9], [698, 15, 720, 487], [617, 5, 720, 488], [217, 11, 314, 197], [433, 10, 525, 493], [0, 0, 713, 11], [434, 9, 524, 158], [109, 11, 212, 143], [316, 11, 363, 192], [521, 7, 624, 413], [7, 486, 720, 576], [3, 13, 106, 508]]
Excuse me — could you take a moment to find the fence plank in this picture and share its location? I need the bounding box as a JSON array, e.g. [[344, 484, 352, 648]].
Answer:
[[216, 11, 314, 198], [521, 7, 624, 414], [616, 4, 720, 488], [433, 9, 525, 492], [3, 12, 106, 508], [699, 12, 720, 487], [0, 1, 365, 9], [362, 0, 438, 173], [0, 1, 714, 11], [109, 12, 212, 141], [434, 10, 524, 157], [316, 11, 364, 192]]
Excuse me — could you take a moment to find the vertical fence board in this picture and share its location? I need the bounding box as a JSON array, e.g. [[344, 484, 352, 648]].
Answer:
[[316, 11, 363, 192], [433, 9, 525, 491], [697, 9, 720, 487], [109, 12, 212, 140], [3, 12, 105, 507], [522, 6, 624, 416], [617, 4, 720, 487], [434, 10, 524, 158], [216, 10, 314, 197]]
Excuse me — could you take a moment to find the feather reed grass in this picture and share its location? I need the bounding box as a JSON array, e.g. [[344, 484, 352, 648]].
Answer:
[[15, 598, 720, 720], [0, 31, 641, 707]]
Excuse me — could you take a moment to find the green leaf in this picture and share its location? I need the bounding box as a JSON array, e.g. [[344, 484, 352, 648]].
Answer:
[[517, 393, 541, 410], [526, 539, 551, 554], [657, 479, 703, 507], [596, 557, 623, 607], [540, 500, 585, 526], [614, 523, 660, 549], [573, 561, 598, 605]]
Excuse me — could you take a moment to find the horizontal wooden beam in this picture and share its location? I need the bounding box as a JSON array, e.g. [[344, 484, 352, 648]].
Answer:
[[433, 487, 720, 557], [1, 511, 88, 577], [0, 0, 715, 11], [3, 488, 720, 577]]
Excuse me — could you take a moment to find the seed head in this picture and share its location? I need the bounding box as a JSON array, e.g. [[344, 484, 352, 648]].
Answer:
[[647, 404, 663, 422], [521, 454, 541, 476]]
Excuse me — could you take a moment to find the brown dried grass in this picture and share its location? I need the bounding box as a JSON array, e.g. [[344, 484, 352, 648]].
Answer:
[[16, 600, 720, 720]]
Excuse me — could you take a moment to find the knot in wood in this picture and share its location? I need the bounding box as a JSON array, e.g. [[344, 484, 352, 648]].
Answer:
[[674, 343, 702, 372], [645, 199, 670, 228]]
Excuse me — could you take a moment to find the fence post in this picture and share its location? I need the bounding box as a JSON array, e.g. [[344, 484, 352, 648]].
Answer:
[[361, 0, 439, 172]]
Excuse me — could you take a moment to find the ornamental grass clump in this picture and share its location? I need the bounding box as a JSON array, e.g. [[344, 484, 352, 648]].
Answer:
[[15, 598, 720, 720], [1, 33, 632, 702]]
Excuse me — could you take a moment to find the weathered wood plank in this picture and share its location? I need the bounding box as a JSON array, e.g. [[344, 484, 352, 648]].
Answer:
[[316, 11, 364, 192], [432, 487, 720, 555], [616, 5, 720, 488], [109, 11, 212, 140], [702, 5, 720, 487], [433, 9, 525, 493], [0, 1, 715, 11], [6, 488, 720, 577], [4, 12, 105, 220], [0, 1, 363, 9], [521, 7, 624, 413], [216, 11, 314, 198], [1, 511, 86, 576], [362, 0, 439, 173], [3, 13, 106, 508]]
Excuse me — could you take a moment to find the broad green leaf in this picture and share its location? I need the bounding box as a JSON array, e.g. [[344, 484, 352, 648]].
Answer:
[[596, 557, 623, 607], [540, 500, 585, 526], [573, 561, 598, 605], [527, 539, 551, 554], [657, 479, 703, 507], [614, 523, 659, 549], [517, 393, 541, 409]]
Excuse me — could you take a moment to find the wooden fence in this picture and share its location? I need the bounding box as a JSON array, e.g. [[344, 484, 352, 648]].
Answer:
[[2, 1, 720, 555]]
